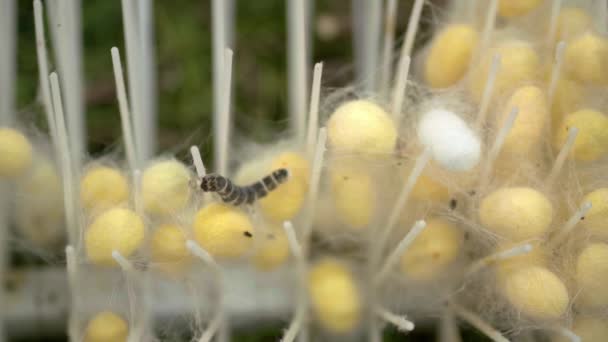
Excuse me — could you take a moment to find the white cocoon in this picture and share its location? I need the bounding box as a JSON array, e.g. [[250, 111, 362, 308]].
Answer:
[[418, 109, 481, 171]]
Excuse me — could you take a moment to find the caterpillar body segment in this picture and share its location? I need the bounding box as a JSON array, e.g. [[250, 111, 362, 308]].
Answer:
[[201, 168, 290, 205]]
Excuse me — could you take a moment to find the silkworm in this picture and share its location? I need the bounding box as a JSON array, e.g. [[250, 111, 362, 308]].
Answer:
[[201, 168, 290, 205]]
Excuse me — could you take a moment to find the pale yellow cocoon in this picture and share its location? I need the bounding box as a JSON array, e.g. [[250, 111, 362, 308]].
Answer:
[[551, 78, 584, 126], [564, 32, 608, 85], [582, 188, 608, 237], [151, 224, 192, 273], [327, 100, 397, 154], [308, 258, 361, 334], [84, 311, 128, 342], [330, 164, 374, 230], [0, 128, 32, 178], [575, 243, 608, 308], [15, 160, 64, 247], [252, 226, 290, 271], [553, 316, 608, 342], [85, 208, 145, 266], [498, 0, 543, 17], [142, 160, 191, 215], [424, 24, 478, 88], [411, 172, 450, 202], [498, 86, 548, 157], [81, 166, 129, 212], [501, 266, 569, 320], [493, 241, 547, 280], [400, 219, 463, 281], [259, 152, 310, 222], [193, 203, 254, 259], [470, 41, 540, 103], [555, 8, 593, 44], [479, 187, 553, 241], [554, 109, 608, 161]]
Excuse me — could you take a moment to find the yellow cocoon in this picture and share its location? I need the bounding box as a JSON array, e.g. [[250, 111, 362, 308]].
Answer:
[[581, 188, 608, 237], [479, 187, 553, 241], [501, 266, 569, 320], [553, 316, 608, 342], [411, 172, 450, 202], [259, 152, 310, 222], [555, 8, 593, 44], [327, 100, 397, 154], [85, 208, 145, 266], [15, 160, 64, 247], [493, 241, 547, 280], [81, 166, 129, 212], [470, 40, 540, 103], [424, 24, 478, 88], [330, 164, 374, 229], [308, 258, 361, 334], [0, 128, 33, 178], [575, 243, 608, 308], [498, 86, 548, 157], [400, 218, 463, 281], [142, 160, 191, 215], [84, 311, 128, 342], [151, 224, 192, 273], [554, 109, 608, 162], [498, 0, 543, 17], [551, 78, 584, 126], [193, 203, 254, 259], [252, 226, 290, 271], [564, 32, 608, 85]]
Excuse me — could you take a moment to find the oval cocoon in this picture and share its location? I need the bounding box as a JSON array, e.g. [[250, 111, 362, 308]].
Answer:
[[418, 109, 481, 171], [85, 208, 145, 266], [0, 128, 33, 178], [576, 243, 608, 308], [330, 164, 374, 229], [252, 226, 290, 271], [84, 311, 128, 342], [479, 187, 553, 241], [308, 258, 361, 334], [81, 166, 130, 212], [400, 218, 463, 281], [193, 203, 254, 259], [142, 160, 191, 215], [564, 32, 608, 85], [554, 109, 608, 162], [501, 266, 569, 320], [424, 24, 478, 88], [151, 224, 192, 273], [327, 100, 397, 155]]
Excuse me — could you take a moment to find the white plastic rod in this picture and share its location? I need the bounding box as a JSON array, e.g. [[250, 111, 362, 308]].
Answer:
[[287, 0, 310, 142], [0, 0, 16, 126]]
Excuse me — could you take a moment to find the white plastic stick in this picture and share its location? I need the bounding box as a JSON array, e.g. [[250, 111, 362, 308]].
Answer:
[[380, 0, 398, 96], [439, 307, 462, 342], [547, 0, 563, 46], [451, 302, 509, 342], [546, 126, 577, 187], [287, 0, 309, 142], [53, 0, 85, 169], [480, 0, 499, 54], [594, 0, 607, 34], [548, 202, 593, 247], [479, 107, 519, 189], [186, 240, 220, 272], [217, 49, 233, 175], [375, 307, 415, 332], [121, 0, 142, 167], [137, 0, 157, 160], [466, 243, 533, 277], [475, 54, 501, 128], [379, 148, 432, 253], [306, 62, 323, 157], [375, 220, 427, 285], [34, 0, 59, 151], [133, 169, 143, 214], [50, 72, 78, 245], [283, 221, 303, 260], [391, 55, 412, 122], [302, 128, 327, 244], [212, 0, 227, 172], [111, 47, 138, 173], [553, 327, 581, 342], [65, 245, 80, 342], [281, 221, 308, 342], [0, 0, 16, 126], [400, 0, 424, 63], [547, 42, 566, 108], [190, 146, 207, 179]]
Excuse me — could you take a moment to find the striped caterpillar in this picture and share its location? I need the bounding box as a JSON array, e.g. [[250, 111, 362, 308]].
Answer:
[[200, 168, 290, 205]]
